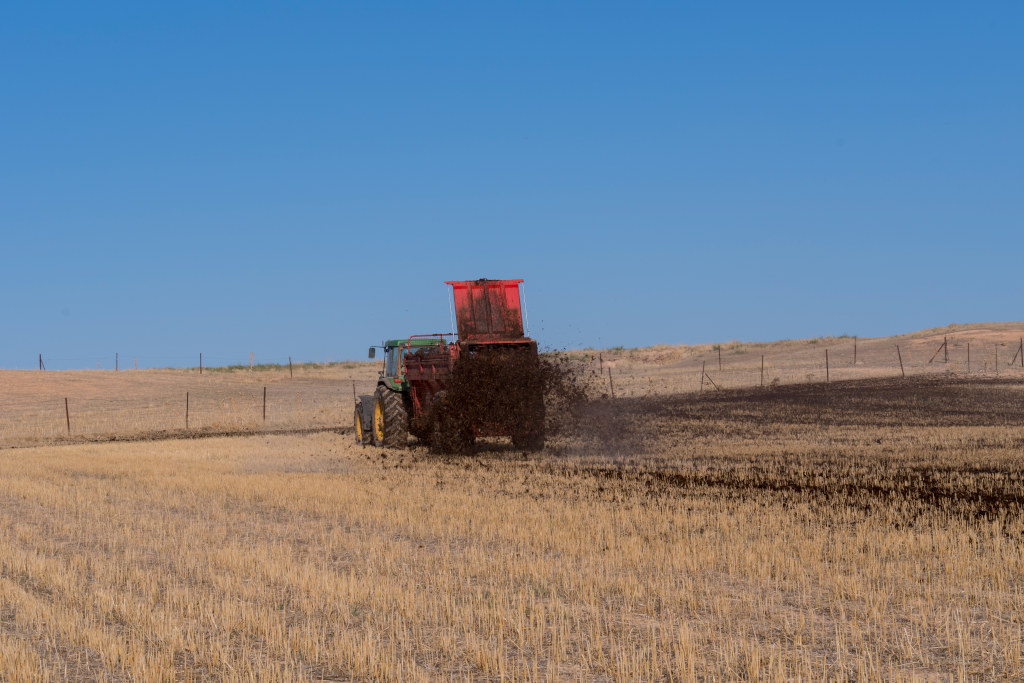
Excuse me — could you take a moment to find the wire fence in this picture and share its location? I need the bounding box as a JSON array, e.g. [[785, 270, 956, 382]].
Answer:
[[581, 335, 1024, 398], [24, 352, 354, 372], [0, 370, 380, 448], [4, 334, 1023, 447]]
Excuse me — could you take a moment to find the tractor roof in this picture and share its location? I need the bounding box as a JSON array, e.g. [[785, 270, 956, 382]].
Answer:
[[384, 337, 447, 348]]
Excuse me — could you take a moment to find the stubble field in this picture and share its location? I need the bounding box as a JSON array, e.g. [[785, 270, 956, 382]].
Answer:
[[1, 324, 1022, 681]]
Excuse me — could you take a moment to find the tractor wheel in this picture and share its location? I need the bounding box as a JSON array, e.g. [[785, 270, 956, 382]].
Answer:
[[354, 404, 365, 444], [429, 391, 474, 454], [512, 428, 545, 451], [373, 385, 409, 448], [431, 418, 474, 454], [353, 396, 374, 445], [512, 393, 546, 451]]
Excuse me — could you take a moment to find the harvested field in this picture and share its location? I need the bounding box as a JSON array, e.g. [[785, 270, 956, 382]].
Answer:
[[3, 322, 1022, 449], [0, 363, 380, 449], [600, 322, 1024, 395], [1, 347, 1022, 679]]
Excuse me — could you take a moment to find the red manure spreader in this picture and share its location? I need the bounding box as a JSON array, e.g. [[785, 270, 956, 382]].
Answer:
[[354, 279, 545, 453]]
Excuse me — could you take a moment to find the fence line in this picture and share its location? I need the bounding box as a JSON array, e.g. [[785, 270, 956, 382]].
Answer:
[[586, 337, 1024, 397], [0, 377, 380, 446], [5, 338, 1024, 446], [30, 352, 353, 372]]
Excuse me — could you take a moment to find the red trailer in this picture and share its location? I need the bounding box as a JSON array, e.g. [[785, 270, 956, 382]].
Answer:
[[355, 279, 545, 452]]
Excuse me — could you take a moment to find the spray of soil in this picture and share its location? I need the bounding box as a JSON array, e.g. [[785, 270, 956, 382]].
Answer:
[[426, 348, 599, 454]]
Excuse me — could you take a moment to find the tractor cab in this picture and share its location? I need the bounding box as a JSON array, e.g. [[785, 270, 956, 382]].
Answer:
[[376, 337, 448, 392]]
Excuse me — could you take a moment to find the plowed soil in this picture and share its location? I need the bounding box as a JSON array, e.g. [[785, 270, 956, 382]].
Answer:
[[485, 375, 1024, 521]]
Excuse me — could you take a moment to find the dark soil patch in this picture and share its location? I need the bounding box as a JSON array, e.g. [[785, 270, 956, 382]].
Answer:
[[541, 375, 1024, 520]]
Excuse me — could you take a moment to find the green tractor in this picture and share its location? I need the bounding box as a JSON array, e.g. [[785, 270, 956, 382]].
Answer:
[[353, 336, 448, 448]]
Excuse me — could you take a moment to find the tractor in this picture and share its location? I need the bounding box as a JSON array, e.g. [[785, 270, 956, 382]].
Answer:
[[354, 279, 545, 452]]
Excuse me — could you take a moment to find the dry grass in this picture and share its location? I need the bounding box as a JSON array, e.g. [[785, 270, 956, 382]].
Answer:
[[0, 364, 380, 448], [593, 321, 1024, 396], [1, 368, 1022, 679], [1, 324, 1022, 680]]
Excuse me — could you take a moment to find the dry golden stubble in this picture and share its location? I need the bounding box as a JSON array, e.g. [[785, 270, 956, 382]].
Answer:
[[0, 345, 1022, 679]]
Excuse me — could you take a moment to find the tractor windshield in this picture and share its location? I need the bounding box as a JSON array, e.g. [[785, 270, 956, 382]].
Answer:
[[385, 347, 401, 378]]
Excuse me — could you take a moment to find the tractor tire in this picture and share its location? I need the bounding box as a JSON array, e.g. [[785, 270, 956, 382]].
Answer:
[[511, 396, 546, 451], [373, 385, 409, 448], [354, 396, 374, 445], [429, 391, 475, 454], [512, 428, 545, 451], [354, 404, 365, 445], [431, 418, 475, 454]]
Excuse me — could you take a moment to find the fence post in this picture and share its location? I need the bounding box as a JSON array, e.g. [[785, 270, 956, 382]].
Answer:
[[700, 361, 705, 393], [718, 346, 722, 371], [64, 398, 70, 434], [897, 345, 905, 379], [607, 368, 615, 399], [200, 353, 203, 375], [115, 352, 118, 372], [289, 356, 293, 378], [39, 354, 43, 371]]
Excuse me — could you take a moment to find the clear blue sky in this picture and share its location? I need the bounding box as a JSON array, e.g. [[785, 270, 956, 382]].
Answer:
[[3, 3, 1021, 369]]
